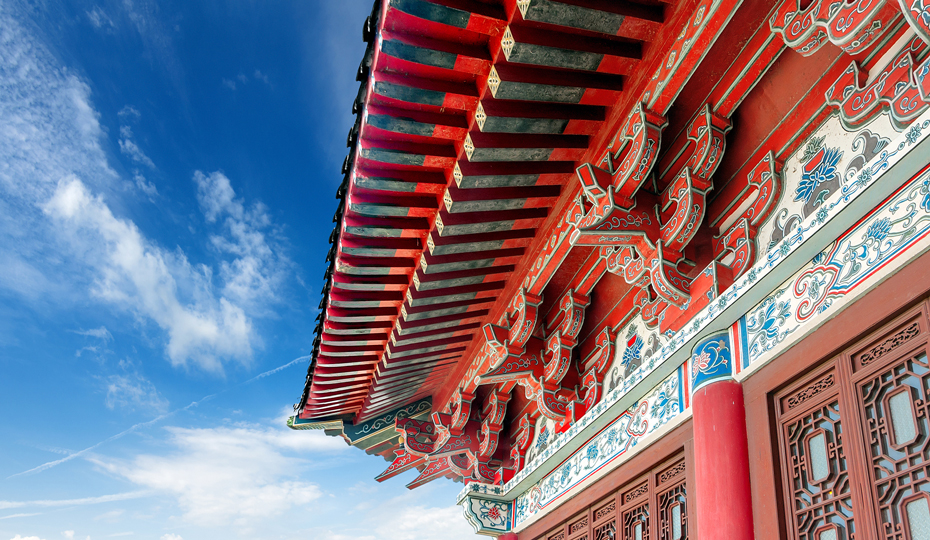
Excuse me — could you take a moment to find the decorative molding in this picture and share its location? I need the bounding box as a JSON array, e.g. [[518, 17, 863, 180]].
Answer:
[[689, 331, 733, 393], [856, 320, 921, 366], [825, 36, 929, 132], [461, 495, 512, 536], [458, 106, 930, 528]]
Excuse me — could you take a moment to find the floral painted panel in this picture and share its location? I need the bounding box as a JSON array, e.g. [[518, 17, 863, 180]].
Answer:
[[605, 315, 673, 397], [461, 495, 512, 535], [513, 366, 685, 528], [741, 162, 930, 370], [757, 113, 900, 255]]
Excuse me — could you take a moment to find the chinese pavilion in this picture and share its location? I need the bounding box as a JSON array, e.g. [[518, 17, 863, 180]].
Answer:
[[289, 0, 930, 538]]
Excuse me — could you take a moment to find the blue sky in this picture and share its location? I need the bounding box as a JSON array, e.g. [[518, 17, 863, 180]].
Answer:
[[0, 1, 472, 539]]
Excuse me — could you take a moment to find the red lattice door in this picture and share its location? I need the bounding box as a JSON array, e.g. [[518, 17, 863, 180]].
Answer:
[[775, 366, 857, 540], [850, 317, 930, 540], [773, 307, 930, 540]]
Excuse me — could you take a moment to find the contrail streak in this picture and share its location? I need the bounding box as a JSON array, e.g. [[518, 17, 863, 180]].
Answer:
[[7, 356, 309, 479]]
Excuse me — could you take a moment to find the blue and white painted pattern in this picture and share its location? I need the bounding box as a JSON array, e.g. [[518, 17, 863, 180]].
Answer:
[[741, 159, 930, 371], [758, 114, 900, 254], [605, 318, 672, 398], [512, 366, 684, 527]]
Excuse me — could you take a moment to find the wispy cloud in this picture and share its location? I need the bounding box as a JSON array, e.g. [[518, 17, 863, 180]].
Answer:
[[194, 170, 291, 314], [86, 6, 115, 31], [73, 327, 113, 341], [104, 369, 169, 413], [9, 357, 308, 478], [118, 126, 155, 169], [92, 424, 343, 527], [0, 491, 149, 511], [0, 512, 41, 520], [44, 178, 253, 371]]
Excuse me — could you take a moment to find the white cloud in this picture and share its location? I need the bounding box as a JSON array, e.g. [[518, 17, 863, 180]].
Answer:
[[93, 425, 345, 527], [253, 70, 269, 84], [43, 178, 253, 371], [221, 78, 237, 91], [307, 492, 476, 540], [1, 2, 293, 372], [86, 6, 114, 30], [105, 370, 168, 413], [194, 171, 289, 312], [160, 535, 181, 540], [132, 171, 157, 197], [118, 126, 155, 169], [62, 533, 73, 540], [94, 509, 124, 521], [117, 106, 140, 119], [10, 536, 46, 540]]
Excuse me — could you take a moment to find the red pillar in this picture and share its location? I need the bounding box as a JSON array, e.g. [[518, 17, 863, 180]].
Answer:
[[498, 533, 518, 540], [692, 379, 754, 540]]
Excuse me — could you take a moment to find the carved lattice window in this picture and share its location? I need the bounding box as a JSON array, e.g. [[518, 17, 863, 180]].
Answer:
[[858, 352, 930, 539], [776, 369, 855, 540], [535, 456, 687, 540], [774, 309, 930, 540]]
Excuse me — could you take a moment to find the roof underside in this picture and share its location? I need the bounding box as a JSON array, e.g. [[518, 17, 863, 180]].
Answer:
[[298, 0, 683, 423]]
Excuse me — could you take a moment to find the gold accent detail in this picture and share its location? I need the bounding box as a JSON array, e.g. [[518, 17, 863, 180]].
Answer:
[[501, 27, 515, 60], [401, 304, 408, 318], [435, 212, 445, 235], [453, 162, 463, 186], [413, 273, 421, 288], [426, 235, 435, 253], [475, 101, 487, 131], [443, 188, 453, 211], [487, 66, 501, 97], [516, 0, 530, 18]]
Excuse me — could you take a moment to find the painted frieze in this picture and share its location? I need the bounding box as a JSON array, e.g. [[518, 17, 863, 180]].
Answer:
[[759, 114, 900, 254], [741, 160, 930, 371], [512, 366, 686, 528]]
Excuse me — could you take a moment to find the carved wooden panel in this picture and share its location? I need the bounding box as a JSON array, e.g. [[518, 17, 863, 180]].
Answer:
[[857, 351, 930, 539], [772, 305, 930, 540], [656, 460, 687, 540], [852, 317, 923, 372], [777, 390, 855, 540], [569, 512, 590, 540]]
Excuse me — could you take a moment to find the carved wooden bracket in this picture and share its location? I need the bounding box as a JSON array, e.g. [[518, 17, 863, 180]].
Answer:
[[578, 327, 616, 413], [576, 104, 731, 318], [770, 0, 898, 57], [375, 448, 425, 482], [826, 37, 929, 131], [509, 413, 535, 473]]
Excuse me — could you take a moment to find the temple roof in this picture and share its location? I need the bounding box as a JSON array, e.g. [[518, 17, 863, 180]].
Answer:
[[297, 0, 680, 425]]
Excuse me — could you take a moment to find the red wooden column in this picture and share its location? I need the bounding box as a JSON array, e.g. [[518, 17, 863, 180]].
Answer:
[[498, 533, 518, 540], [690, 332, 754, 540]]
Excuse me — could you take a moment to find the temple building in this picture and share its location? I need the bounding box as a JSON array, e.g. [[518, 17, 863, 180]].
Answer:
[[288, 0, 930, 538]]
